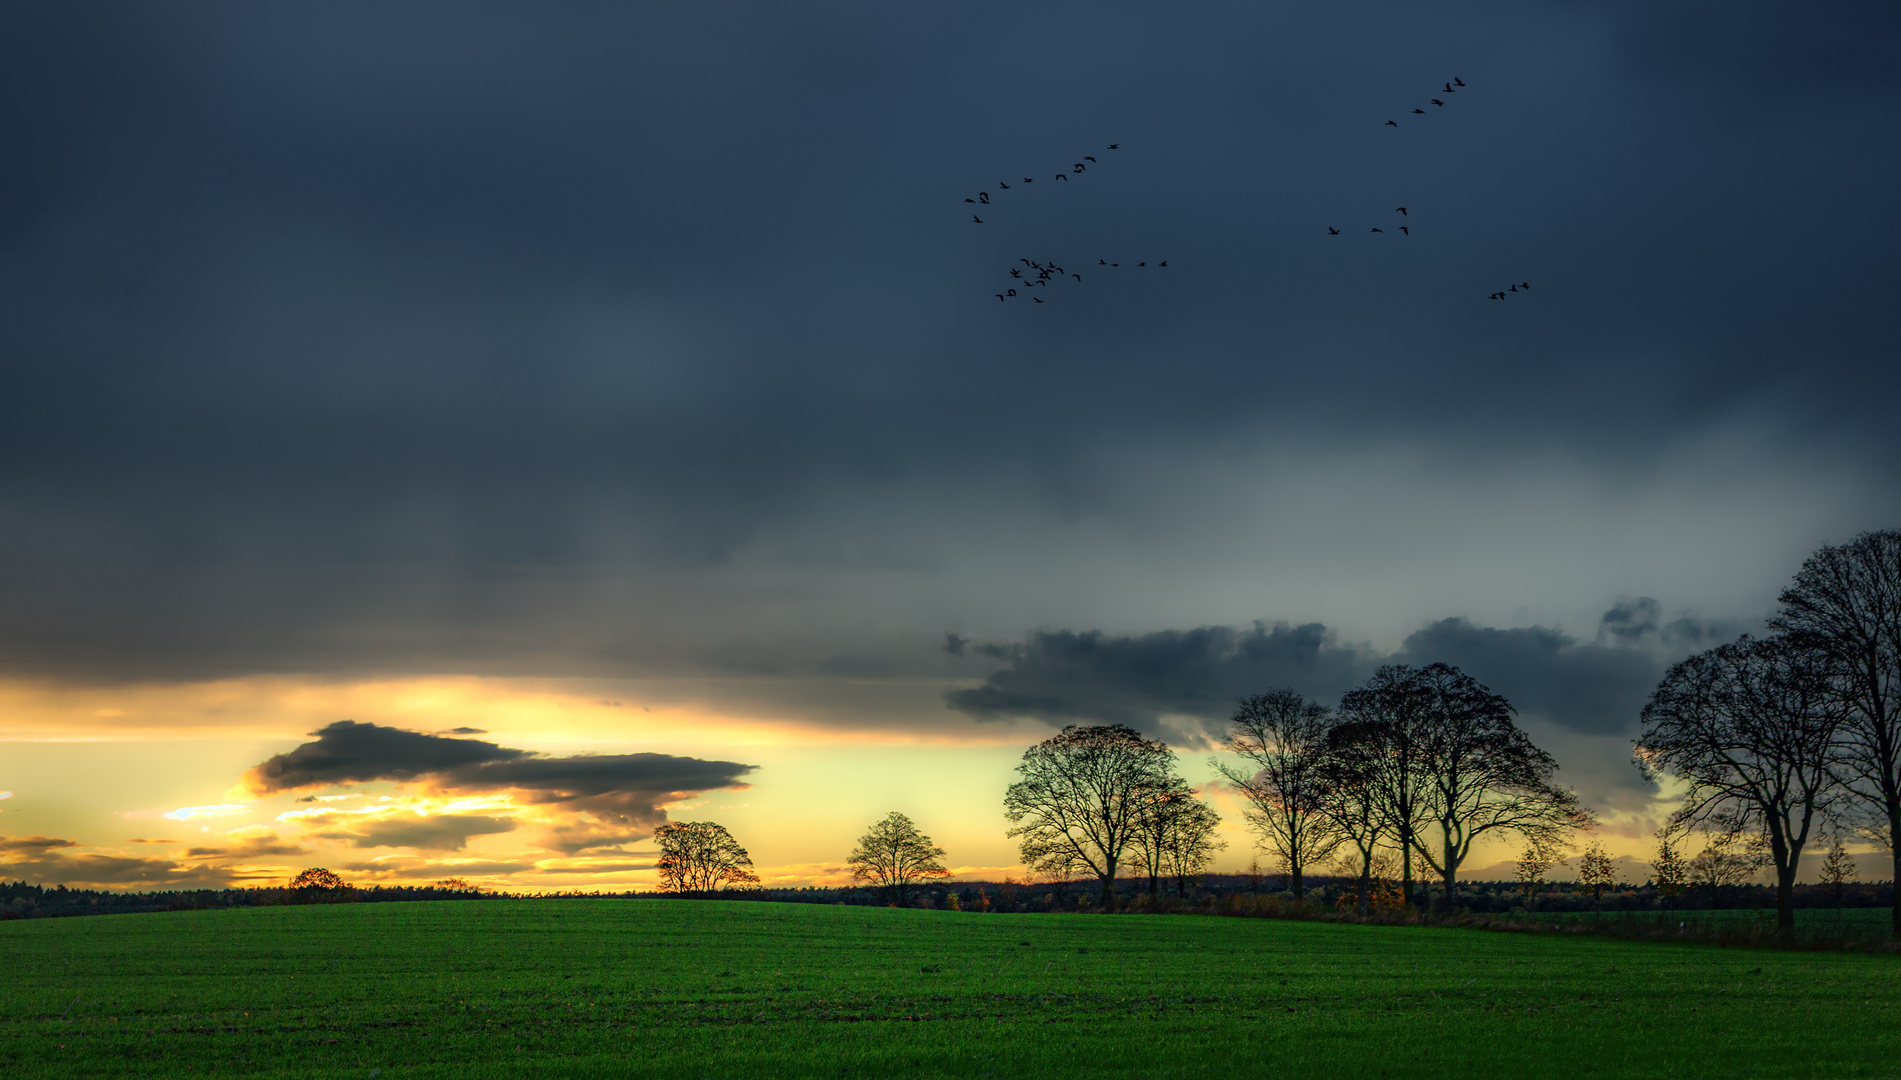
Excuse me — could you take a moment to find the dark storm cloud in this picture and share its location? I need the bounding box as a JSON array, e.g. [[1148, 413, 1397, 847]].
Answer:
[[1393, 618, 1664, 735], [950, 606, 1756, 740], [0, 2, 1895, 683], [241, 720, 529, 794], [945, 622, 1372, 734], [240, 721, 757, 823]]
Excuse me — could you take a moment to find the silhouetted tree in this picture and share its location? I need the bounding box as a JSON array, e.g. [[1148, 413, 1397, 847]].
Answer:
[[1637, 635, 1845, 932], [1316, 738, 1389, 914], [846, 811, 948, 905], [1215, 689, 1341, 899], [1771, 529, 1901, 938], [1650, 831, 1687, 903], [1820, 837, 1859, 913], [1159, 792, 1224, 895], [1004, 724, 1176, 912], [1334, 666, 1438, 907], [289, 867, 347, 891], [654, 821, 760, 894], [1576, 841, 1618, 911], [1513, 838, 1566, 910], [1686, 827, 1768, 909], [1346, 663, 1586, 914]]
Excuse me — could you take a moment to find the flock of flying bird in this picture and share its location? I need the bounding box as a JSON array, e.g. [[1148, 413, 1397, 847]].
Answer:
[[964, 74, 1527, 305], [961, 144, 1169, 305]]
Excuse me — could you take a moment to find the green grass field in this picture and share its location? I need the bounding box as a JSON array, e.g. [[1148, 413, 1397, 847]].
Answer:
[[4, 900, 1897, 1079]]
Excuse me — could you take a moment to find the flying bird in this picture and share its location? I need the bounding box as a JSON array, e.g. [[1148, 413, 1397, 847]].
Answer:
[[998, 181, 1010, 189], [1370, 227, 1383, 233], [1072, 274, 1081, 281], [1444, 83, 1455, 92], [964, 198, 974, 203], [1009, 269, 1021, 278], [1454, 77, 1465, 87], [1399, 226, 1409, 234], [1034, 297, 1044, 303], [1022, 177, 1034, 183], [973, 216, 983, 223], [1520, 282, 1530, 289], [1395, 207, 1407, 215], [1137, 261, 1146, 267], [1510, 284, 1518, 292], [996, 294, 1004, 302], [1328, 227, 1339, 234], [1107, 144, 1119, 149], [978, 192, 990, 203], [1099, 259, 1107, 265], [1007, 288, 1017, 296], [1055, 174, 1067, 181], [1084, 156, 1096, 162], [1431, 99, 1444, 106], [1413, 109, 1425, 114], [1158, 261, 1167, 267], [1386, 120, 1399, 127], [1073, 164, 1085, 171]]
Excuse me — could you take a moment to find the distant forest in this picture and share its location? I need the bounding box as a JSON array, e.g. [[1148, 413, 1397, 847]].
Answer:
[[3, 873, 1891, 922]]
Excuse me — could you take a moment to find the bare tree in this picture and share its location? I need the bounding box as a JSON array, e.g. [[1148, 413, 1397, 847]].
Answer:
[[1513, 839, 1566, 910], [654, 821, 760, 894], [1405, 663, 1590, 915], [1820, 837, 1859, 913], [1771, 529, 1901, 937], [1316, 739, 1389, 915], [1004, 724, 1176, 912], [1333, 665, 1439, 908], [1160, 793, 1224, 896], [846, 811, 949, 905], [1637, 635, 1845, 932], [1576, 840, 1618, 911], [1685, 827, 1768, 909], [1214, 690, 1342, 899], [1650, 831, 1687, 903]]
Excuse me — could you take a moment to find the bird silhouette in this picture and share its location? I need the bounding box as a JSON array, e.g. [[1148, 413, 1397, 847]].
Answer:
[[1520, 282, 1530, 289], [1444, 83, 1455, 93], [1413, 109, 1425, 114], [1107, 144, 1119, 149], [964, 198, 975, 204], [1007, 288, 1017, 296], [1490, 293, 1502, 300], [1454, 77, 1465, 87], [1328, 227, 1340, 234], [1110, 262, 1119, 267], [1137, 261, 1146, 267], [1386, 120, 1399, 127], [1055, 174, 1068, 181], [1009, 269, 1021, 278], [1034, 297, 1044, 303], [1099, 259, 1107, 265], [1021, 259, 1033, 267], [1399, 226, 1409, 235], [1370, 227, 1383, 233], [1509, 284, 1517, 292], [978, 192, 990, 203], [1158, 261, 1167, 267], [1431, 99, 1444, 106], [996, 294, 1005, 302], [1072, 164, 1085, 172], [1084, 156, 1096, 162], [973, 216, 983, 223], [1022, 177, 1033, 183], [998, 181, 1010, 189], [1395, 207, 1407, 215], [1072, 273, 1081, 281]]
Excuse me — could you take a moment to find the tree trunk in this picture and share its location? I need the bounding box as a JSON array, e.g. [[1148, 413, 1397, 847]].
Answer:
[[1776, 863, 1796, 934], [1401, 843, 1414, 911], [1291, 863, 1304, 900], [1443, 865, 1458, 917], [1099, 873, 1115, 912]]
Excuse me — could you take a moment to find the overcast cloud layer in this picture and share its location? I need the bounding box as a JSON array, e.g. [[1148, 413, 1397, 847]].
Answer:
[[1, 1, 1897, 690]]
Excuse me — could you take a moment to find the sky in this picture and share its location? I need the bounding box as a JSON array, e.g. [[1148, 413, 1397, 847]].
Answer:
[[2, 1, 1898, 892]]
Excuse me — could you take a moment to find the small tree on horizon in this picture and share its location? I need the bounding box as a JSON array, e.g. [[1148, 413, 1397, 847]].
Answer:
[[1576, 841, 1618, 911], [1003, 724, 1178, 913], [289, 867, 347, 891], [1651, 831, 1688, 903], [654, 821, 761, 894], [1820, 838, 1859, 913], [1513, 839, 1566, 910], [846, 811, 949, 905]]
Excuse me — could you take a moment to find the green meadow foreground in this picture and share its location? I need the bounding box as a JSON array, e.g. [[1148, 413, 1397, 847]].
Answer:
[[3, 901, 1897, 1079]]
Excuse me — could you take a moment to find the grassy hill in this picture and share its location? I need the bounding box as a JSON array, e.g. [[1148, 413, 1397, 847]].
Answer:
[[4, 899, 1897, 1078]]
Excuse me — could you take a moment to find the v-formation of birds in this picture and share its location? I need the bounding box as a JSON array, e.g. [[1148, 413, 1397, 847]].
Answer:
[[1349, 75, 1531, 300], [965, 77, 1528, 306], [963, 144, 1168, 305]]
